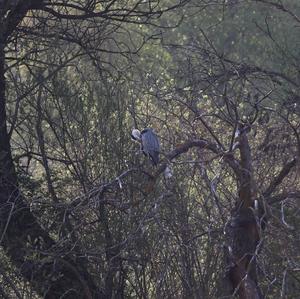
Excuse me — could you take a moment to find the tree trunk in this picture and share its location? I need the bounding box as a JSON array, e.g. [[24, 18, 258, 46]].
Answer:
[[0, 37, 100, 299], [225, 125, 262, 299]]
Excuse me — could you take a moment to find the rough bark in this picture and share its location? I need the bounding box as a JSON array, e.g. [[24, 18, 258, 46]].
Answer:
[[225, 125, 262, 299], [0, 2, 100, 297]]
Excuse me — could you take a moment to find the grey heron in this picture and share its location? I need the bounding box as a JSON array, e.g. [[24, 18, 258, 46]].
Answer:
[[131, 128, 160, 165]]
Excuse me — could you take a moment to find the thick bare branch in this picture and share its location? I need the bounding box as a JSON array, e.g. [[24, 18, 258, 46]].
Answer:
[[2, 0, 44, 41], [154, 139, 242, 179], [238, 125, 255, 208], [263, 158, 297, 198]]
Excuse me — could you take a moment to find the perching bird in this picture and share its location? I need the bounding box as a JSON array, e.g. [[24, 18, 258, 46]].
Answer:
[[131, 128, 160, 165]]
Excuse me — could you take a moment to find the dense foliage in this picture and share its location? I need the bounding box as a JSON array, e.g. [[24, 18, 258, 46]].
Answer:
[[0, 1, 299, 298]]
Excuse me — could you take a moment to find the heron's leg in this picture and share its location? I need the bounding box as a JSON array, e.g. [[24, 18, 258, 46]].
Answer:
[[140, 143, 145, 154]]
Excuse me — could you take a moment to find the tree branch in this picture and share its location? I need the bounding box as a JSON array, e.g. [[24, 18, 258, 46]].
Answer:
[[153, 139, 242, 179], [263, 158, 297, 198], [238, 125, 254, 208], [2, 0, 44, 41]]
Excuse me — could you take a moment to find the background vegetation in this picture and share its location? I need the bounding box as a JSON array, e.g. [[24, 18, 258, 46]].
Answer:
[[0, 1, 299, 298]]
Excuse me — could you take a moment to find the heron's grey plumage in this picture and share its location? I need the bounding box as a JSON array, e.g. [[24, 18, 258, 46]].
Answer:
[[140, 128, 160, 165]]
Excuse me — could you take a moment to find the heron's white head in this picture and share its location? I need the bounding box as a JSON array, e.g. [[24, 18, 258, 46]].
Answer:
[[131, 129, 141, 141]]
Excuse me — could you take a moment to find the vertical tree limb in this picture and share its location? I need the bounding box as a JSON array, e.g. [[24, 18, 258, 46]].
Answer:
[[225, 124, 261, 299], [0, 17, 99, 297]]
